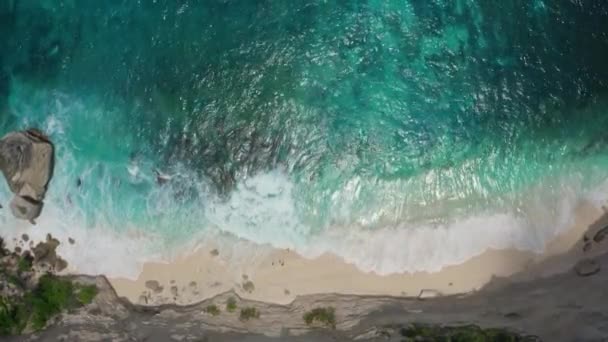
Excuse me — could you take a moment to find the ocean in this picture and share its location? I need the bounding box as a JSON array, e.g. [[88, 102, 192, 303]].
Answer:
[[1, 0, 608, 277]]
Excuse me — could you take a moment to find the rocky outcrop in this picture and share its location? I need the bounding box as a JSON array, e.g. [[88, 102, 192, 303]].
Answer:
[[0, 129, 54, 223], [3, 249, 606, 342]]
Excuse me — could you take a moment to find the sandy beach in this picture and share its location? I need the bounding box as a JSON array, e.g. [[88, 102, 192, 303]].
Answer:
[[109, 200, 606, 306]]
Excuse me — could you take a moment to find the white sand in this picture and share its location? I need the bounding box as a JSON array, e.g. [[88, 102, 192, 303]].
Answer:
[[109, 201, 604, 306]]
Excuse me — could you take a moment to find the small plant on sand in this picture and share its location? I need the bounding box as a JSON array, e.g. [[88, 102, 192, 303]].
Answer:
[[303, 307, 336, 329], [204, 305, 220, 316], [239, 307, 259, 321], [226, 297, 237, 312]]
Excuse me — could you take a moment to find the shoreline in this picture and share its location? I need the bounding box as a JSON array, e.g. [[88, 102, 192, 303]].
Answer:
[[109, 200, 605, 306]]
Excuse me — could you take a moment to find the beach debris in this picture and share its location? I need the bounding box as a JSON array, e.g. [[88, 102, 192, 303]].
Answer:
[[242, 274, 248, 280], [189, 281, 197, 289], [284, 289, 290, 295], [210, 249, 219, 257], [170, 286, 178, 298], [68, 237, 75, 244], [21, 234, 29, 242], [417, 289, 442, 299], [242, 280, 255, 293], [574, 258, 600, 277], [593, 225, 608, 243], [145, 280, 164, 293]]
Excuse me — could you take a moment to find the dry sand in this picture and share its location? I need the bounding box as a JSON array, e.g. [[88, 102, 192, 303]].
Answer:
[[109, 201, 606, 306]]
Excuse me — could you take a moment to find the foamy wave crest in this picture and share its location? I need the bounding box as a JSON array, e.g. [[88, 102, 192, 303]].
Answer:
[[2, 83, 607, 279], [203, 169, 601, 275]]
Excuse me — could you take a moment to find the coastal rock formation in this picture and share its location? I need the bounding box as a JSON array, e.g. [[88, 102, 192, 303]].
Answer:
[[4, 250, 607, 341], [0, 129, 54, 222]]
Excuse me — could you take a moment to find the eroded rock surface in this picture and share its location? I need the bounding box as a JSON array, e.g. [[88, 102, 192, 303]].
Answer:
[[0, 129, 54, 222], [3, 250, 607, 342]]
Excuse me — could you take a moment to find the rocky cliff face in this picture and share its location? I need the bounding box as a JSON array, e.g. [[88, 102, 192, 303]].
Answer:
[[2, 247, 605, 342]]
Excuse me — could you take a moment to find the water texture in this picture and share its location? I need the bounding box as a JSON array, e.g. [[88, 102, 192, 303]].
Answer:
[[0, 0, 607, 276]]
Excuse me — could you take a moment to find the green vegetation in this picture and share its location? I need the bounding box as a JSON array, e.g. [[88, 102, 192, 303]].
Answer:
[[303, 307, 336, 329], [239, 307, 260, 321], [226, 297, 237, 312], [203, 304, 220, 316], [0, 274, 99, 335], [17, 257, 32, 273], [400, 324, 537, 341], [29, 275, 74, 330], [0, 296, 26, 335], [76, 285, 98, 305]]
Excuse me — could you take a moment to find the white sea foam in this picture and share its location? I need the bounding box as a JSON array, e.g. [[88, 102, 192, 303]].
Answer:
[[202, 170, 599, 275], [0, 158, 603, 279], [2, 83, 607, 279]]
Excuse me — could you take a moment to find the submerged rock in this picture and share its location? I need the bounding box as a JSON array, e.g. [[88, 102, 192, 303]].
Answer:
[[0, 129, 54, 222]]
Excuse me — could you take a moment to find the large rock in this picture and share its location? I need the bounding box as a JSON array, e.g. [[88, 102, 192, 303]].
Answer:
[[0, 129, 54, 222]]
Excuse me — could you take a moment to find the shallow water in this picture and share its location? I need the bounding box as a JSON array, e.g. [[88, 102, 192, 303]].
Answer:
[[0, 1, 607, 277]]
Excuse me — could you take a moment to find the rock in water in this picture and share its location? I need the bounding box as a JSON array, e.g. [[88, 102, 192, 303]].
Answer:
[[10, 195, 43, 222], [0, 129, 54, 222]]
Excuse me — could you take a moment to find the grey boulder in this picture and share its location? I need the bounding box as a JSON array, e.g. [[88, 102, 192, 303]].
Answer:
[[0, 129, 54, 223]]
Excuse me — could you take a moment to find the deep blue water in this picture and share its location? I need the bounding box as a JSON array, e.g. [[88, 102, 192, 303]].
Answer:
[[0, 1, 607, 276]]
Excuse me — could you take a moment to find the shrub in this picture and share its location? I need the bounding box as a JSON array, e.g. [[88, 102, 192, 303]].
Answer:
[[17, 257, 32, 273], [29, 275, 75, 330], [76, 285, 98, 305], [303, 307, 336, 328], [239, 307, 259, 321], [400, 324, 531, 341], [226, 297, 237, 312], [204, 305, 220, 316], [0, 275, 99, 335], [0, 297, 25, 335]]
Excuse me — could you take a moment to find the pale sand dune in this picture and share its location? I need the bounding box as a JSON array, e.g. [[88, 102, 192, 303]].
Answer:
[[109, 201, 605, 306]]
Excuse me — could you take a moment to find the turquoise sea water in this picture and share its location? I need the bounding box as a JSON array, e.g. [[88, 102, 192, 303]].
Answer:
[[0, 1, 608, 276]]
